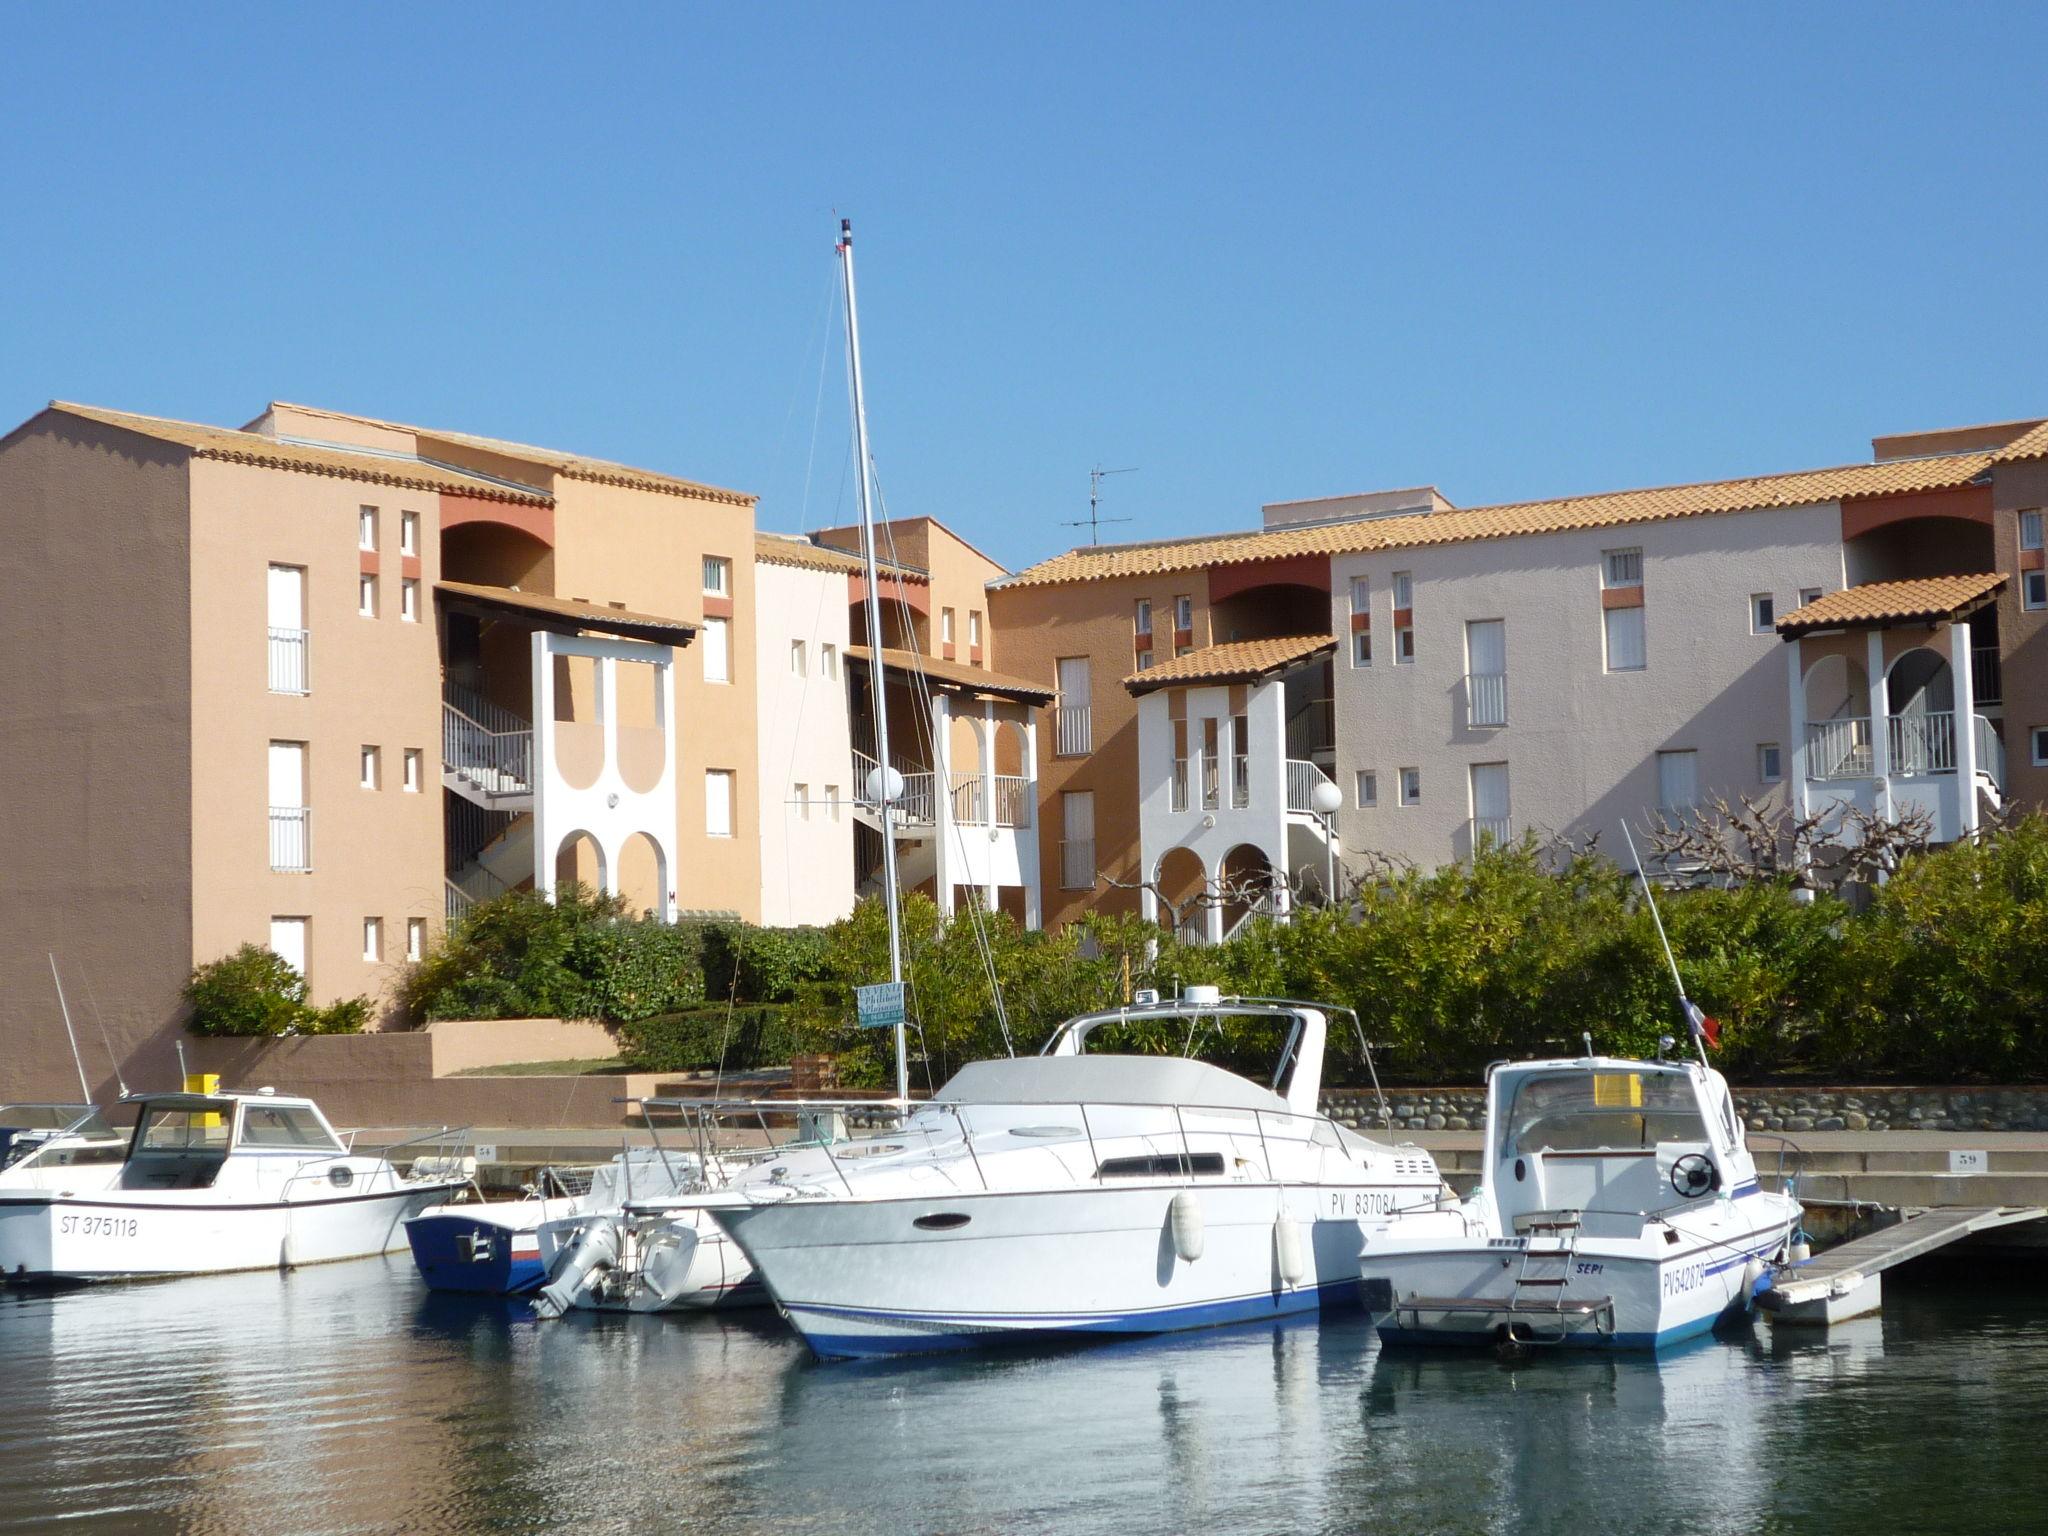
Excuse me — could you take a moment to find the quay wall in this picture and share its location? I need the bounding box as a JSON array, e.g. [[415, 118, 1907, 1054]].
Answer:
[[1321, 1086, 2048, 1135]]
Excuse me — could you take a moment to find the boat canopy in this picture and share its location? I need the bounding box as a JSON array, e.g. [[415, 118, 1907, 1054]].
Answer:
[[1490, 1057, 1737, 1158], [933, 1054, 1294, 1115]]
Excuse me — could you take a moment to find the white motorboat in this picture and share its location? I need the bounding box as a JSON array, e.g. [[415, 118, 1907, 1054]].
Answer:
[[0, 1104, 127, 1194], [710, 989, 1449, 1359], [0, 1087, 466, 1283], [1357, 1051, 1803, 1350]]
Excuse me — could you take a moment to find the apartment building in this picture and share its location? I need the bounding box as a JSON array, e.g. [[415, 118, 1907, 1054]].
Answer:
[[991, 421, 2048, 929]]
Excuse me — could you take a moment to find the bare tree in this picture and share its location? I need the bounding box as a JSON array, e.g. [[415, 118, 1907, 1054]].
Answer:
[[1643, 791, 1934, 892]]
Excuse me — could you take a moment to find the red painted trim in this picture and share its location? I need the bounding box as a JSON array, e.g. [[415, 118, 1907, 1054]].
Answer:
[[1350, 611, 1370, 633], [1133, 631, 1154, 652], [1206, 552, 1331, 602], [1392, 606, 1413, 627], [1841, 483, 1992, 541], [440, 491, 555, 547], [849, 574, 931, 616], [401, 555, 422, 579], [969, 646, 983, 665], [1600, 587, 1644, 610], [2022, 548, 2045, 572], [1173, 626, 1194, 648], [702, 595, 735, 619], [942, 643, 957, 661], [359, 550, 380, 576]]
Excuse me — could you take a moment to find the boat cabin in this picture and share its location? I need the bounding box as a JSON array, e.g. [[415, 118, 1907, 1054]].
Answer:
[[1482, 1057, 1754, 1237], [119, 1091, 346, 1191], [1036, 988, 1331, 1117]]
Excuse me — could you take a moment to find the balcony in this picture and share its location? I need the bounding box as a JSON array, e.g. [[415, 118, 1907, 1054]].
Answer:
[[852, 749, 936, 826], [1805, 711, 2004, 791], [1465, 671, 1507, 729], [1806, 716, 1874, 781], [950, 773, 1033, 829], [1973, 646, 2002, 706], [1469, 814, 1513, 848], [1055, 701, 1092, 757], [269, 807, 311, 873], [268, 627, 309, 695]]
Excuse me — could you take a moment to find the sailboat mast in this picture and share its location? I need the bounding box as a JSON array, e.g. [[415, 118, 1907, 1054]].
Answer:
[[836, 218, 910, 1104]]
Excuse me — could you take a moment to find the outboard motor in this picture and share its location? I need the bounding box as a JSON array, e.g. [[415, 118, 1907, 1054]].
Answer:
[[531, 1217, 621, 1320]]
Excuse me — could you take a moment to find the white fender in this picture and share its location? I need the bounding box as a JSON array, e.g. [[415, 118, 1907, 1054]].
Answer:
[[1274, 1216, 1306, 1286], [1170, 1190, 1204, 1263]]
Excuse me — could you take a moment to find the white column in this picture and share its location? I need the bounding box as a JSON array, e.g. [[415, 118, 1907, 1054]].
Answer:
[[1950, 617, 1979, 839], [1867, 629, 1892, 823], [1021, 712, 1042, 930], [931, 690, 954, 916], [532, 630, 556, 896], [982, 699, 998, 912], [1785, 639, 1808, 822], [1203, 867, 1225, 945]]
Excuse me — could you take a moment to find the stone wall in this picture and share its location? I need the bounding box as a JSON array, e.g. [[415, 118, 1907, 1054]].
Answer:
[[1320, 1086, 2048, 1134]]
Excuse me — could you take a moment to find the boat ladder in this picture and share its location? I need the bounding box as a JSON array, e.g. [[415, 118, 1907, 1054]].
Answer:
[[1506, 1212, 1600, 1344]]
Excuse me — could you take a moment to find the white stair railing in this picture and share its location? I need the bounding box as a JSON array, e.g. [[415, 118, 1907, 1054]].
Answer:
[[1974, 714, 2006, 793], [1285, 759, 1338, 814], [268, 627, 310, 695]]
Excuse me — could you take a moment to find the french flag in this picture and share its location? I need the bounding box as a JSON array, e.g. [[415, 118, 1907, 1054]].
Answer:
[[1683, 999, 1721, 1050]]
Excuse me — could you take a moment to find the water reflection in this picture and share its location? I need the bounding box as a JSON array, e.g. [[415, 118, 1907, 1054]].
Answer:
[[1, 1260, 2045, 1534]]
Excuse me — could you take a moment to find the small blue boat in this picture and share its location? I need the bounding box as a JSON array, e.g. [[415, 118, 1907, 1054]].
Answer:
[[405, 1201, 551, 1295]]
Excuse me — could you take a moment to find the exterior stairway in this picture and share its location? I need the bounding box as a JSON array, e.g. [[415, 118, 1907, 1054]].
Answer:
[[443, 682, 535, 811]]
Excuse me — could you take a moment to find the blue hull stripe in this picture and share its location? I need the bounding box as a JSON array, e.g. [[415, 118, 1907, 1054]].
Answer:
[[791, 1280, 1354, 1359]]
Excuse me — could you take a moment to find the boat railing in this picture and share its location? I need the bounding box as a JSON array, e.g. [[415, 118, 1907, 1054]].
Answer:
[[1744, 1130, 1806, 1192]]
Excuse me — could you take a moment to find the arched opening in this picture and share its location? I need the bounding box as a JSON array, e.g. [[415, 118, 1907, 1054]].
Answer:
[[616, 658, 667, 795], [441, 522, 553, 594], [1803, 653, 1872, 780], [551, 653, 604, 791], [1219, 843, 1276, 931], [1210, 582, 1331, 645], [1803, 653, 1870, 721], [1844, 516, 1993, 587], [1155, 847, 1208, 941], [1887, 647, 1955, 777], [1887, 647, 1953, 715], [554, 830, 606, 896], [617, 832, 667, 917]]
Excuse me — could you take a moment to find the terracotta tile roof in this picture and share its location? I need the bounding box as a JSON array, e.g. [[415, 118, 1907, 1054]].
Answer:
[[50, 402, 552, 505], [265, 401, 756, 506], [845, 644, 1054, 704], [1774, 573, 2006, 638], [1001, 453, 1997, 590], [1125, 635, 1336, 695], [753, 532, 924, 580], [1993, 418, 2048, 464], [435, 580, 697, 644]]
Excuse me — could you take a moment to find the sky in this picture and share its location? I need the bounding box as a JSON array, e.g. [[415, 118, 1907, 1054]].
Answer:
[[6, 4, 2047, 572]]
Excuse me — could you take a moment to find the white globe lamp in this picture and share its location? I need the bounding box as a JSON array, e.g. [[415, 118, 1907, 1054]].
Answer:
[[866, 765, 905, 806], [1311, 779, 1343, 817]]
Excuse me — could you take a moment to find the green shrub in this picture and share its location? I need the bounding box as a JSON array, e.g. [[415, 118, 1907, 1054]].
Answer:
[[616, 1002, 812, 1073], [184, 944, 369, 1037]]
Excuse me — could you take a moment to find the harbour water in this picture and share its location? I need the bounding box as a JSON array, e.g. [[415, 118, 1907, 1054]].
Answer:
[[2, 1258, 2046, 1535]]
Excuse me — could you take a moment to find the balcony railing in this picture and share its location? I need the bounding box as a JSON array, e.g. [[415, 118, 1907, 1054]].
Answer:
[[1466, 671, 1508, 729], [1201, 754, 1220, 811], [1232, 753, 1249, 809], [443, 702, 533, 800], [269, 807, 311, 873], [1285, 696, 1334, 759], [1059, 838, 1095, 891], [268, 627, 309, 695], [852, 749, 935, 825], [1470, 814, 1513, 848], [1171, 758, 1189, 814], [1977, 715, 2006, 790], [950, 774, 1033, 828], [1888, 712, 1957, 777], [1285, 759, 1339, 816], [1806, 716, 1874, 781], [1973, 646, 2002, 706], [1055, 701, 1091, 757]]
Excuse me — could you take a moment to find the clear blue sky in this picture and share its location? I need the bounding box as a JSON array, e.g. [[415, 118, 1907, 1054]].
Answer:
[[7, 4, 2045, 571]]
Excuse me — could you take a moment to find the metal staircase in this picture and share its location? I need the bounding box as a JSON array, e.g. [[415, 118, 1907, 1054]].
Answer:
[[443, 682, 534, 810], [1503, 1212, 1609, 1343]]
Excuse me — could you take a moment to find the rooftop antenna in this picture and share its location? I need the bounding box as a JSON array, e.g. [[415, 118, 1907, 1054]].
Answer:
[[1621, 823, 1714, 1067], [1063, 464, 1137, 545], [46, 954, 93, 1104]]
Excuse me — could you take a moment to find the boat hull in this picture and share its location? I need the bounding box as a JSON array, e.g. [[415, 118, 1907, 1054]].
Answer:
[[716, 1179, 1439, 1359], [0, 1180, 463, 1283], [405, 1203, 549, 1295], [1359, 1199, 1800, 1350]]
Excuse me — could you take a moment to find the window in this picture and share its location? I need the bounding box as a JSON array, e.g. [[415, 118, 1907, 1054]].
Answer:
[[941, 607, 956, 645], [1604, 605, 1647, 672], [358, 574, 377, 618], [968, 610, 982, 648], [790, 639, 807, 675], [820, 643, 838, 679], [1134, 599, 1152, 636], [1355, 770, 1377, 808], [1175, 645, 1192, 659], [2022, 510, 2045, 551], [1800, 587, 1823, 607], [705, 770, 734, 837], [1349, 574, 1370, 614], [1758, 743, 1783, 782], [1657, 749, 1699, 811], [268, 916, 308, 979], [1136, 651, 1156, 671], [1602, 548, 1643, 589], [1469, 762, 1511, 845], [794, 783, 809, 819], [702, 617, 730, 682], [402, 749, 422, 792], [1398, 767, 1421, 806], [358, 507, 377, 551], [240, 1104, 340, 1150], [1392, 572, 1413, 663], [825, 784, 841, 818], [1060, 791, 1095, 889], [1750, 594, 1775, 634], [1465, 619, 1506, 726], [400, 577, 419, 622], [1392, 572, 1413, 609], [360, 746, 381, 790], [2029, 725, 2048, 766], [400, 511, 419, 557], [1353, 630, 1372, 667], [268, 741, 309, 873], [1173, 595, 1192, 632], [362, 917, 382, 963], [2026, 570, 2048, 611], [1055, 657, 1091, 755], [702, 556, 730, 596], [407, 918, 426, 962], [266, 564, 308, 695]]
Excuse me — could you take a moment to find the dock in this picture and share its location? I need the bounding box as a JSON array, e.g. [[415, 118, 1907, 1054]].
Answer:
[[1759, 1204, 2045, 1325]]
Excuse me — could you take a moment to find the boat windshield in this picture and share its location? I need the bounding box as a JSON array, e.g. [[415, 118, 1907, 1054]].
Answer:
[[0, 1104, 100, 1132], [135, 1103, 234, 1153], [237, 1104, 343, 1152], [1503, 1070, 1709, 1155]]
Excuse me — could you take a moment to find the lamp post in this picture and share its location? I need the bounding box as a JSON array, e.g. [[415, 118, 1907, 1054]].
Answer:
[[1311, 777, 1344, 907]]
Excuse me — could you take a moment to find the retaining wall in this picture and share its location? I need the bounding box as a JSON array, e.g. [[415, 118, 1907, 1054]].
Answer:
[[1320, 1085, 2048, 1134]]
